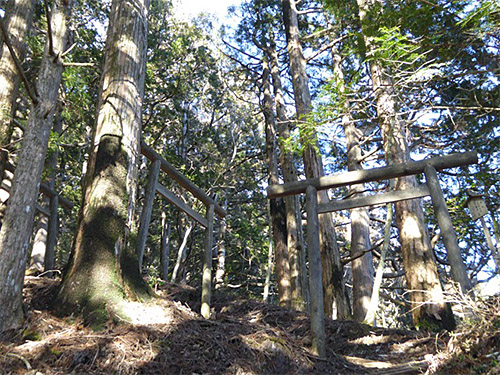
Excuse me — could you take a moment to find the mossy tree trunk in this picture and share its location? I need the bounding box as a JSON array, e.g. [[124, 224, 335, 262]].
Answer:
[[0, 0, 71, 339], [282, 0, 350, 319], [356, 0, 455, 330], [58, 0, 150, 325]]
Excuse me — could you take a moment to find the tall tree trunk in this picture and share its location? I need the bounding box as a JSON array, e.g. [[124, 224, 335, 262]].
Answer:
[[331, 42, 374, 321], [268, 40, 307, 311], [0, 0, 35, 183], [282, 0, 350, 319], [0, 0, 72, 338], [58, 0, 150, 325], [356, 0, 455, 329], [263, 56, 292, 308]]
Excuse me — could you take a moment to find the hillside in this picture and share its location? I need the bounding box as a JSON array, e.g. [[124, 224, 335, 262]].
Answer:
[[4, 276, 499, 374]]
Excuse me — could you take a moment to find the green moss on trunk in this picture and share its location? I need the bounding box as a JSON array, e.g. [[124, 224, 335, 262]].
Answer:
[[58, 135, 149, 327]]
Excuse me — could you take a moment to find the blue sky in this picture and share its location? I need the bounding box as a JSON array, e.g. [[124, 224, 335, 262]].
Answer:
[[174, 0, 242, 21]]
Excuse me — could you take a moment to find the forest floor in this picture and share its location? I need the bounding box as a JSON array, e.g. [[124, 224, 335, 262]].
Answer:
[[0, 276, 499, 375]]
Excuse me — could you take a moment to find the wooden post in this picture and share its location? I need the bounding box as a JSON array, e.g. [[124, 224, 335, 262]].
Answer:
[[160, 212, 171, 280], [137, 159, 161, 271], [201, 203, 214, 319], [479, 216, 500, 271], [305, 185, 326, 358], [44, 195, 58, 276], [424, 165, 472, 293]]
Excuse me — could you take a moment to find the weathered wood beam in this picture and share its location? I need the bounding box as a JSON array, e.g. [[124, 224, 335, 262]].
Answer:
[[318, 185, 430, 214], [137, 159, 161, 271], [424, 165, 472, 293], [35, 204, 50, 216], [5, 162, 74, 210], [267, 152, 478, 199], [201, 204, 214, 319], [156, 183, 208, 228], [305, 185, 326, 358], [140, 140, 226, 218]]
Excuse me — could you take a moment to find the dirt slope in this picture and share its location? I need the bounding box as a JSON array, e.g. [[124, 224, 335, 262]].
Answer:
[[0, 277, 445, 374]]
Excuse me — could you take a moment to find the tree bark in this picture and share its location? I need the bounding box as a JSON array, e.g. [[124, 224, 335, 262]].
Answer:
[[0, 0, 72, 338], [262, 56, 292, 308], [215, 192, 228, 289], [268, 40, 307, 311], [0, 0, 36, 184], [58, 0, 150, 325], [282, 0, 350, 318], [356, 0, 455, 330], [331, 41, 374, 321]]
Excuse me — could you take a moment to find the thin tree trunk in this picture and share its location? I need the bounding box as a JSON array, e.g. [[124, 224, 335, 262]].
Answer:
[[160, 212, 171, 280], [0, 0, 36, 184], [364, 203, 393, 325], [58, 0, 150, 324], [331, 42, 374, 321], [28, 104, 63, 275], [29, 207, 49, 273], [171, 223, 193, 283], [263, 211, 274, 303], [268, 40, 307, 310], [282, 0, 350, 319], [356, 0, 455, 329], [262, 56, 292, 308], [0, 0, 72, 338], [215, 192, 228, 289]]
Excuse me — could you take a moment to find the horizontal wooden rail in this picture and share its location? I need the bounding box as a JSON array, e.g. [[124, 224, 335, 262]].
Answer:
[[156, 183, 208, 228], [5, 162, 74, 210], [318, 185, 430, 214], [140, 140, 226, 218], [267, 151, 478, 199]]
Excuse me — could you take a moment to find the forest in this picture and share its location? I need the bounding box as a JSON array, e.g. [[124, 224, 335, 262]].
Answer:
[[0, 0, 499, 373]]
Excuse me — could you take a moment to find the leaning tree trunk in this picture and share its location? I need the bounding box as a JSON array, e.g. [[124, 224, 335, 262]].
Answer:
[[0, 0, 36, 184], [282, 0, 350, 319], [0, 0, 71, 339], [263, 56, 292, 308], [58, 0, 150, 325], [356, 0, 455, 330], [268, 40, 307, 311], [331, 42, 374, 321]]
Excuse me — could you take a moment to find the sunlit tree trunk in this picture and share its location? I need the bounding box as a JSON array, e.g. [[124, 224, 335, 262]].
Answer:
[[171, 223, 193, 283], [0, 0, 72, 338], [268, 40, 307, 311], [58, 0, 150, 324], [356, 0, 455, 329], [0, 0, 35, 183], [215, 192, 228, 289], [331, 42, 374, 321], [263, 56, 292, 308], [282, 0, 350, 319]]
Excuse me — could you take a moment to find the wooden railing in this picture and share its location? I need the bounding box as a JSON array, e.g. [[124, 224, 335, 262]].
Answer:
[[138, 140, 226, 319], [267, 151, 478, 358]]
